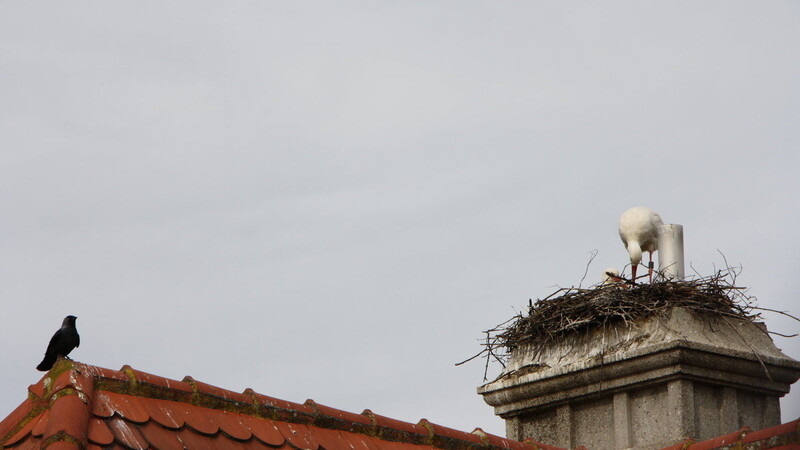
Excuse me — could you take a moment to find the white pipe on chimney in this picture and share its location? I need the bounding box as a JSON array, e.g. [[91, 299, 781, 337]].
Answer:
[[658, 224, 684, 281]]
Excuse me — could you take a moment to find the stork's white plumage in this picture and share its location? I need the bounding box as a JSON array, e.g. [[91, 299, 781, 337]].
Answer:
[[618, 207, 663, 283]]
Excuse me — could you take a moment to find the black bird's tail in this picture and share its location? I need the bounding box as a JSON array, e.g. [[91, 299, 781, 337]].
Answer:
[[36, 355, 56, 371]]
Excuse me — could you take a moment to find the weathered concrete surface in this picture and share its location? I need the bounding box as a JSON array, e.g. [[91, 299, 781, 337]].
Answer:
[[478, 307, 800, 450]]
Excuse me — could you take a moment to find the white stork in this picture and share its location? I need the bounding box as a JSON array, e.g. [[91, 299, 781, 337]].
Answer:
[[618, 207, 663, 283], [601, 268, 623, 285]]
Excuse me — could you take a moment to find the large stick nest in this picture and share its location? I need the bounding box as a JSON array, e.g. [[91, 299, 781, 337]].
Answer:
[[457, 267, 783, 380], [500, 271, 755, 352]]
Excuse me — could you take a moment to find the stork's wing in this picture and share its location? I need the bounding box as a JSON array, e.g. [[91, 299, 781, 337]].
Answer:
[[75, 332, 80, 348]]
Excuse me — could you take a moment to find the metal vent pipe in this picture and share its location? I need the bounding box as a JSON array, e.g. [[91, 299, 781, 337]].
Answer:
[[658, 224, 684, 281]]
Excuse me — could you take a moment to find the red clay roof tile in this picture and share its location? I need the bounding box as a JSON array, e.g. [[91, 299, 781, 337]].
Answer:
[[378, 441, 436, 450], [137, 421, 185, 450], [3, 360, 799, 450], [687, 426, 749, 450], [309, 426, 354, 449], [0, 398, 33, 442], [173, 424, 220, 449], [107, 416, 149, 449], [46, 442, 81, 450], [140, 396, 186, 429], [659, 439, 694, 450], [743, 418, 800, 444], [275, 421, 320, 450], [524, 438, 566, 450], [92, 391, 117, 419], [3, 416, 35, 447], [44, 391, 91, 444], [27, 379, 46, 400], [246, 416, 285, 446], [31, 410, 48, 438], [215, 410, 254, 441], [482, 432, 537, 450], [9, 440, 40, 450], [180, 402, 220, 435], [50, 367, 86, 395], [233, 438, 272, 450], [340, 432, 385, 450], [87, 417, 114, 446], [104, 392, 150, 424]]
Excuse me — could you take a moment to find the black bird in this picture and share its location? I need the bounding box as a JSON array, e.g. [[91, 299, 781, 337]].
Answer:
[[36, 315, 80, 371]]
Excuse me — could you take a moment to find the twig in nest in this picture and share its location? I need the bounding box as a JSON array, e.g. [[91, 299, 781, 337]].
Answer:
[[457, 267, 795, 378], [578, 249, 598, 288]]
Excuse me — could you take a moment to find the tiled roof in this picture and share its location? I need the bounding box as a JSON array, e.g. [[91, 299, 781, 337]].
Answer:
[[0, 359, 797, 450], [0, 360, 558, 450]]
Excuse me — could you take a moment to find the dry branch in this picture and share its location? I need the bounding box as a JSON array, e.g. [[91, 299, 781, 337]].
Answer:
[[458, 268, 773, 381]]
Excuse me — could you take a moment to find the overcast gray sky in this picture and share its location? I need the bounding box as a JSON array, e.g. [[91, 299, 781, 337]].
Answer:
[[1, 1, 798, 437]]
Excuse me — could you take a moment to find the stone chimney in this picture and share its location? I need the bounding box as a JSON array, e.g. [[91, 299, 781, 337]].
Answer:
[[478, 307, 800, 449]]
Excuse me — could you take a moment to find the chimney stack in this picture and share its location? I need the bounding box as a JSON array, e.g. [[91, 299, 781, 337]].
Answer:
[[478, 308, 800, 449]]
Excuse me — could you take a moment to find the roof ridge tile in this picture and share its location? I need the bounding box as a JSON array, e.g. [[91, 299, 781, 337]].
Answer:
[[42, 373, 93, 448], [471, 427, 491, 446], [482, 431, 533, 449], [368, 410, 427, 440], [41, 429, 83, 449], [121, 366, 193, 394], [245, 390, 316, 422], [304, 399, 373, 431], [77, 362, 127, 382], [417, 417, 435, 438], [419, 418, 485, 445], [361, 408, 377, 427], [686, 426, 750, 450], [181, 376, 252, 405], [742, 418, 800, 445], [119, 365, 138, 388]]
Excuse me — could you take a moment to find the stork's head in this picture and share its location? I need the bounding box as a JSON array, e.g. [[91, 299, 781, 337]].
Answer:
[[626, 241, 643, 265]]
